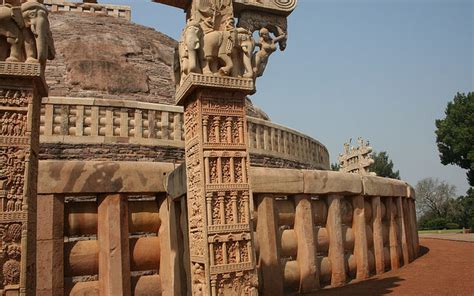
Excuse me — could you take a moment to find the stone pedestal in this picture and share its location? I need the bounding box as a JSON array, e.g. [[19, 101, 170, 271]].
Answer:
[[0, 62, 47, 295], [177, 74, 258, 295]]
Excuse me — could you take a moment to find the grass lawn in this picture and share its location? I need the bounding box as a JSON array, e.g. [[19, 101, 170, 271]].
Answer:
[[418, 229, 464, 234]]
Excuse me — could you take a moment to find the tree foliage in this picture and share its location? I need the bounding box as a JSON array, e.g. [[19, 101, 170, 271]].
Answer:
[[435, 92, 474, 186], [415, 177, 474, 230], [331, 163, 340, 171], [369, 151, 400, 179]]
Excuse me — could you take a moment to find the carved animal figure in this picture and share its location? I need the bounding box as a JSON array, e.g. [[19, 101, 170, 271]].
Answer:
[[232, 27, 255, 78], [0, 5, 24, 62], [201, 29, 234, 76], [0, 1, 55, 71], [177, 20, 203, 84], [21, 1, 55, 69]]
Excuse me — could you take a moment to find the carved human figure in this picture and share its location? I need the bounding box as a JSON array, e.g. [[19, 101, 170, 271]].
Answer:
[[192, 263, 206, 296], [254, 28, 286, 77], [0, 112, 8, 135]]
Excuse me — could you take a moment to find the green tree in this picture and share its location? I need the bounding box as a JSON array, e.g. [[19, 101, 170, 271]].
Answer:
[[454, 188, 474, 230], [435, 92, 474, 186], [331, 163, 340, 171], [369, 151, 400, 179]]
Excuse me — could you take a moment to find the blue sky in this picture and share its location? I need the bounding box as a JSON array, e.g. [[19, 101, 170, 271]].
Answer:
[[110, 0, 473, 194]]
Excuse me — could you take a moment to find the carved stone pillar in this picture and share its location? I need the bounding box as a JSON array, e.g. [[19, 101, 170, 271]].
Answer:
[[177, 74, 258, 296], [0, 62, 47, 295]]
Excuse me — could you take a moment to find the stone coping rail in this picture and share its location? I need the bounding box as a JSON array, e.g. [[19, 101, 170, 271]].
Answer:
[[39, 96, 330, 170], [44, 0, 132, 20]]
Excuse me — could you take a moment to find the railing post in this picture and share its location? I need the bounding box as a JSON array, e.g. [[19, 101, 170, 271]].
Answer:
[[159, 196, 183, 296], [326, 195, 346, 287], [294, 194, 319, 292], [408, 199, 419, 257], [44, 104, 54, 136], [352, 195, 369, 280], [76, 105, 84, 137], [256, 194, 284, 296], [401, 198, 414, 262], [135, 109, 143, 138], [371, 196, 385, 274], [396, 197, 409, 265], [36, 194, 64, 295], [386, 197, 400, 270], [98, 194, 131, 296]]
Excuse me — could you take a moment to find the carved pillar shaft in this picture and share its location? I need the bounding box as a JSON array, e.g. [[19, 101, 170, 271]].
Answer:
[[179, 74, 257, 295], [0, 62, 47, 295]]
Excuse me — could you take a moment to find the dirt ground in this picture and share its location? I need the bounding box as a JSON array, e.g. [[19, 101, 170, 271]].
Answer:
[[314, 238, 474, 296]]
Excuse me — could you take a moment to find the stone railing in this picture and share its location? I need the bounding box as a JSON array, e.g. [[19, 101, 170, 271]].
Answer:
[[39, 97, 330, 169], [250, 168, 419, 294], [36, 161, 180, 295], [166, 166, 420, 295], [44, 0, 132, 21], [37, 161, 419, 295]]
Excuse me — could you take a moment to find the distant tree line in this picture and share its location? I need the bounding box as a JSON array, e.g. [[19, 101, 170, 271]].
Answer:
[[415, 178, 474, 230]]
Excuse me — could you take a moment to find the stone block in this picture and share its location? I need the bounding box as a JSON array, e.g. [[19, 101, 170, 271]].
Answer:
[[250, 167, 303, 194], [304, 170, 363, 195], [165, 163, 187, 200], [38, 160, 175, 194], [362, 176, 408, 197], [37, 194, 63, 241], [36, 239, 64, 293]]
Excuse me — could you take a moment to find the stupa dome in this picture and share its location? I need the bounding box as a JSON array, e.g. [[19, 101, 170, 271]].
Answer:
[[45, 11, 177, 104]]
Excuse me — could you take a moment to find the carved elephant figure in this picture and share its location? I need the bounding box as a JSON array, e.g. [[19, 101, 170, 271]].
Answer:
[[177, 20, 203, 82], [201, 29, 234, 76], [232, 27, 255, 78], [0, 5, 24, 62], [21, 1, 55, 69], [0, 2, 54, 70]]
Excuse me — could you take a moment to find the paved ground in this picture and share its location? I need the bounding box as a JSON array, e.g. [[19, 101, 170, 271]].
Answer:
[[418, 233, 474, 242], [315, 238, 474, 296]]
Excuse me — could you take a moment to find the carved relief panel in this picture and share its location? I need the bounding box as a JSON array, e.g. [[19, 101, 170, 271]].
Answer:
[[0, 83, 37, 294], [182, 85, 257, 296]]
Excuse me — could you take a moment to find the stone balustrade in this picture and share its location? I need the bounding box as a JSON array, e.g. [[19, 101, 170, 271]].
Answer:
[[44, 0, 132, 20], [167, 165, 420, 295], [37, 161, 419, 295], [250, 168, 419, 294], [36, 161, 179, 295], [39, 96, 330, 170]]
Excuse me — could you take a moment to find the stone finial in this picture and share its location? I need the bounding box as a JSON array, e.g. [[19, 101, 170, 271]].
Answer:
[[0, 0, 55, 72], [338, 137, 376, 176]]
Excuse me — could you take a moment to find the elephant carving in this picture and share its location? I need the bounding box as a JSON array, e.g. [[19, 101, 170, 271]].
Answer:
[[177, 20, 203, 85], [232, 27, 255, 78], [201, 29, 234, 76], [0, 1, 55, 71]]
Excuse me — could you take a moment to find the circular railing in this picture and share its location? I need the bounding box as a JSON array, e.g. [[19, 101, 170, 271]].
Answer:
[[39, 96, 330, 170]]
